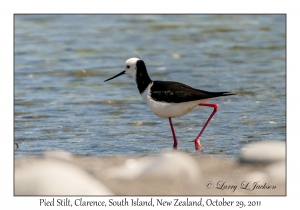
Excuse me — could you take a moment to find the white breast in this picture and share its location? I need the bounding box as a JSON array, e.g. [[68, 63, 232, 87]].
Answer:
[[141, 83, 202, 118]]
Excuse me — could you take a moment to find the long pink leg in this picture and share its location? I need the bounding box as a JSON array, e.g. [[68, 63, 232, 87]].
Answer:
[[168, 118, 178, 149], [194, 103, 219, 150]]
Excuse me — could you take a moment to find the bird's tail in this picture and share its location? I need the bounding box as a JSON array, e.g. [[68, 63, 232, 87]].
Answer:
[[209, 91, 236, 98]]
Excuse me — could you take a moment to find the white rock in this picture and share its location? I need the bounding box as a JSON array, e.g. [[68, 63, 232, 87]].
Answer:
[[141, 151, 200, 181], [15, 159, 113, 195], [105, 158, 150, 180], [105, 151, 201, 182], [265, 161, 285, 183], [239, 141, 285, 164], [43, 150, 73, 161]]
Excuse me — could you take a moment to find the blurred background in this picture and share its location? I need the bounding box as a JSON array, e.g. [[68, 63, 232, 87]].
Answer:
[[14, 14, 286, 158]]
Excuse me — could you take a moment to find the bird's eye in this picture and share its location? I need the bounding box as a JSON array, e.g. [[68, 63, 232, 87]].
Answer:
[[126, 65, 130, 69]]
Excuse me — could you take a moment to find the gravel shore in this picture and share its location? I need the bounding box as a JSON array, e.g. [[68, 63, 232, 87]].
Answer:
[[14, 141, 285, 196]]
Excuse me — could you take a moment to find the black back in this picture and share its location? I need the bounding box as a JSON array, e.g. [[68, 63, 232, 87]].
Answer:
[[136, 60, 152, 93], [150, 81, 233, 103]]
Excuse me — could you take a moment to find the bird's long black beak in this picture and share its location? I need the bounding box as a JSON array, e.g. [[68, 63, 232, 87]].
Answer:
[[104, 70, 126, 82]]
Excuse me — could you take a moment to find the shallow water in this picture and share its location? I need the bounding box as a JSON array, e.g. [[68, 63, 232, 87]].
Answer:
[[14, 15, 286, 158]]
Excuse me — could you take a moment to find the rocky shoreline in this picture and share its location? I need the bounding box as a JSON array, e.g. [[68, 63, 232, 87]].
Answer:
[[14, 141, 285, 195]]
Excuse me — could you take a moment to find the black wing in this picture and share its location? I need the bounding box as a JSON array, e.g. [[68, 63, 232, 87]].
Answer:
[[150, 81, 234, 103]]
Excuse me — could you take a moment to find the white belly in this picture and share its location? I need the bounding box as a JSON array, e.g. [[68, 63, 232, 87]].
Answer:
[[141, 83, 203, 118]]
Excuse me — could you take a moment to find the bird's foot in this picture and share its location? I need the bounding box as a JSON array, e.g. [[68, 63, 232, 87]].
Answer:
[[195, 144, 203, 150], [194, 139, 203, 150]]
